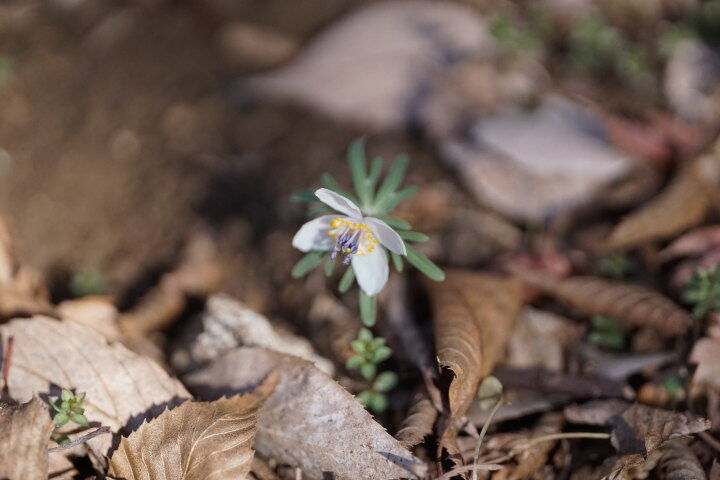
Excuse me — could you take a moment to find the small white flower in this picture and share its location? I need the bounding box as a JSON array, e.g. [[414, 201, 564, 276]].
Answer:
[[292, 188, 407, 296]]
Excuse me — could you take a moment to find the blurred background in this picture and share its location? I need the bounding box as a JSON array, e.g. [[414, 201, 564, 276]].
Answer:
[[1, 0, 719, 330]]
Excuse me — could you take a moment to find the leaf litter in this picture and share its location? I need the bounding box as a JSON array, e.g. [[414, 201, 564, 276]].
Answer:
[[3, 0, 720, 478]]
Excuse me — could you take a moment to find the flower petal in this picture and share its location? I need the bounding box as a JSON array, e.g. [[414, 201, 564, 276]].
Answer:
[[367, 217, 407, 255], [352, 246, 388, 296], [315, 188, 363, 218], [292, 214, 341, 252]]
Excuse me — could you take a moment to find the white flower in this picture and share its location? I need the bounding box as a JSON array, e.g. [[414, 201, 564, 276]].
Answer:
[[292, 188, 407, 296]]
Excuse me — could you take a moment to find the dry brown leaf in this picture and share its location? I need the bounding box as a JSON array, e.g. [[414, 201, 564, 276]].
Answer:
[[0, 396, 54, 480], [108, 373, 277, 480], [660, 226, 720, 261], [689, 321, 720, 397], [565, 400, 710, 456], [184, 347, 426, 480], [510, 269, 691, 337], [656, 440, 706, 480], [57, 296, 122, 342], [171, 294, 334, 375], [606, 154, 719, 249], [0, 316, 190, 464], [217, 21, 297, 70], [429, 271, 523, 424], [119, 231, 225, 336], [396, 390, 438, 449], [48, 451, 78, 479], [506, 307, 585, 372], [710, 460, 720, 480], [493, 413, 563, 480]]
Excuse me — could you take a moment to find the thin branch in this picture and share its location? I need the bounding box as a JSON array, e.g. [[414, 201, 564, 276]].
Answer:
[[48, 426, 111, 452], [472, 396, 503, 480]]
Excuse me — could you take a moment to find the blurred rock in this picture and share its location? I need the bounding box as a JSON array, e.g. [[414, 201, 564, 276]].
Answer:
[[241, 0, 495, 130], [443, 96, 630, 223]]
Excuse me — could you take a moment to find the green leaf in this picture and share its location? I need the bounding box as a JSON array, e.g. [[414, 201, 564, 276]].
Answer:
[[351, 340, 366, 354], [378, 214, 411, 230], [324, 256, 335, 277], [51, 433, 70, 446], [391, 252, 404, 272], [398, 231, 429, 242], [377, 185, 419, 212], [375, 154, 409, 203], [291, 189, 318, 203], [346, 355, 365, 369], [49, 396, 60, 411], [373, 371, 398, 392], [406, 244, 445, 281], [291, 251, 325, 279], [369, 337, 386, 349], [367, 157, 384, 189], [358, 328, 373, 342], [368, 392, 388, 412], [372, 345, 392, 363], [360, 362, 377, 380], [360, 291, 377, 327], [75, 392, 86, 403], [348, 138, 371, 206], [69, 412, 89, 426], [338, 267, 355, 293], [321, 173, 360, 205], [357, 390, 373, 407], [61, 389, 73, 401], [53, 412, 69, 427]]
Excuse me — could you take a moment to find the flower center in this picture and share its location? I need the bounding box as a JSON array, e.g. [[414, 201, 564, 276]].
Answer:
[[328, 218, 379, 264]]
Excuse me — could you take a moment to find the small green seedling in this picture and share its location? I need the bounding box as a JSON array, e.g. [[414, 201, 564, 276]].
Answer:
[[347, 328, 397, 413], [587, 315, 626, 350], [50, 389, 88, 427], [683, 265, 720, 319]]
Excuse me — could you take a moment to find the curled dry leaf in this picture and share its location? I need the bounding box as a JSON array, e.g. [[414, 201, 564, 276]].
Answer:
[[184, 347, 426, 480], [0, 396, 54, 480], [606, 153, 720, 249], [108, 372, 278, 480], [510, 268, 691, 337], [0, 316, 190, 464], [396, 390, 438, 449], [171, 294, 334, 375], [428, 271, 523, 425], [657, 440, 706, 480], [565, 400, 710, 456], [660, 226, 720, 261], [493, 413, 563, 480], [689, 319, 720, 397]]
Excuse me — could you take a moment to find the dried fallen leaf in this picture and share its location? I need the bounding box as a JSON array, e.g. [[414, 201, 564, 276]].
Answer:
[[0, 396, 54, 480], [242, 1, 493, 130], [660, 226, 720, 261], [57, 296, 122, 342], [171, 294, 334, 375], [606, 154, 719, 249], [510, 268, 691, 337], [442, 97, 630, 223], [565, 400, 710, 456], [396, 390, 438, 449], [493, 413, 563, 480], [429, 271, 523, 425], [0, 316, 190, 465], [506, 307, 585, 372], [689, 317, 720, 397], [108, 372, 277, 480], [656, 439, 706, 480], [184, 347, 426, 480]]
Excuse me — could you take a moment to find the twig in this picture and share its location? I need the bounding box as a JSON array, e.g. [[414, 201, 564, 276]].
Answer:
[[436, 463, 503, 480], [2, 335, 13, 395], [48, 426, 111, 452], [472, 396, 503, 480], [699, 431, 720, 454]]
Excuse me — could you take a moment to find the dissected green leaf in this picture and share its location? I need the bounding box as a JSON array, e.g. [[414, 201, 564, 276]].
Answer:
[[398, 231, 429, 242], [339, 267, 355, 292], [406, 244, 445, 281], [391, 252, 404, 272], [378, 214, 411, 230], [359, 290, 377, 326], [291, 251, 325, 279]]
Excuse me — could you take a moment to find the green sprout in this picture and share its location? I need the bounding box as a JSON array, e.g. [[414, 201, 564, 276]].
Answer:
[[347, 328, 397, 413], [49, 389, 88, 427], [69, 266, 107, 297], [587, 315, 626, 350], [683, 265, 720, 319], [597, 250, 635, 281]]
